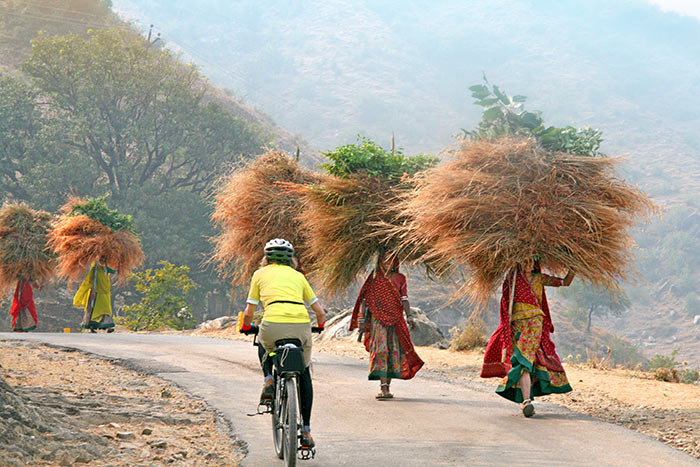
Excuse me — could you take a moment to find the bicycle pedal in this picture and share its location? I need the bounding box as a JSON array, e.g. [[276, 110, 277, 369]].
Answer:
[[298, 447, 315, 460]]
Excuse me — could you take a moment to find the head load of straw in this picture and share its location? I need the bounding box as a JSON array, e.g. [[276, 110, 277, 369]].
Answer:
[[297, 138, 439, 294], [49, 197, 144, 285], [0, 203, 56, 296], [210, 151, 322, 285], [391, 137, 654, 304]]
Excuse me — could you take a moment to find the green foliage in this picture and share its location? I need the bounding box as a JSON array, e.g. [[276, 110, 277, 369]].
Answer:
[[680, 368, 700, 384], [647, 349, 679, 371], [463, 75, 603, 156], [320, 136, 438, 180], [565, 307, 589, 331], [560, 281, 630, 331], [607, 337, 645, 368], [70, 196, 135, 233], [117, 261, 196, 331]]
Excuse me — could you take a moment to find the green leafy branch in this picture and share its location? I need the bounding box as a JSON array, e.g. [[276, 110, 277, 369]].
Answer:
[[463, 74, 603, 156]]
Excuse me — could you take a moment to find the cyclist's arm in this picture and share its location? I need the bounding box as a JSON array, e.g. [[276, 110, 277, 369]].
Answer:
[[242, 303, 256, 327], [310, 301, 325, 327]]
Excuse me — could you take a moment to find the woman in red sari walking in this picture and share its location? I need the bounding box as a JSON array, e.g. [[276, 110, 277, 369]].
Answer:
[[481, 258, 574, 417], [350, 254, 424, 399], [10, 278, 38, 332]]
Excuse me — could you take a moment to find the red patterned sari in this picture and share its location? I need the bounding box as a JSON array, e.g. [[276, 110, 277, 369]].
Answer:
[[11, 280, 37, 332], [350, 270, 424, 380], [481, 269, 572, 402]]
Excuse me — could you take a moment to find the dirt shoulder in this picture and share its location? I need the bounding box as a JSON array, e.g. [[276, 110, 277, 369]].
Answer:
[[196, 326, 700, 460], [0, 340, 240, 466]]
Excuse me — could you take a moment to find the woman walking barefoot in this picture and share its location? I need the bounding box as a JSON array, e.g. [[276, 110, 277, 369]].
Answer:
[[482, 258, 574, 417], [350, 253, 423, 399]]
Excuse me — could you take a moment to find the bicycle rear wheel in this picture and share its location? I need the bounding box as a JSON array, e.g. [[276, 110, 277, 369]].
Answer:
[[283, 378, 298, 467], [272, 377, 284, 459]]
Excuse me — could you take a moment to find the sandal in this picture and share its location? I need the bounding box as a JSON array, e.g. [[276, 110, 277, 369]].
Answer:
[[376, 383, 393, 399], [521, 399, 535, 418]]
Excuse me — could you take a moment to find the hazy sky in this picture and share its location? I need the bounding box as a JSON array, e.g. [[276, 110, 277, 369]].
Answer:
[[648, 0, 700, 20]]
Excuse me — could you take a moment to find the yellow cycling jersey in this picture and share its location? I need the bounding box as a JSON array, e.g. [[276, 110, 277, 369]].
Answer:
[[246, 263, 317, 323]]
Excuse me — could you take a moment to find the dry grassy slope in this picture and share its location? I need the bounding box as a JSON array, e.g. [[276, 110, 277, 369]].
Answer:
[[0, 0, 320, 166]]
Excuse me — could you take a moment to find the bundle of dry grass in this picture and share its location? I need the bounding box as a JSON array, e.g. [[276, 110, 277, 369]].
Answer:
[[0, 203, 55, 296], [295, 175, 432, 294], [210, 151, 322, 285], [49, 198, 144, 285], [392, 137, 654, 303]]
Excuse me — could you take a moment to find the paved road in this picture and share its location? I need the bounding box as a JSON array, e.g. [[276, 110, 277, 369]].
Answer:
[[2, 333, 697, 467]]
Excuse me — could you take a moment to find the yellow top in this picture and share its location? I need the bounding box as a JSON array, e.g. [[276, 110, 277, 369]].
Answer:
[[246, 263, 317, 323], [512, 272, 546, 321]]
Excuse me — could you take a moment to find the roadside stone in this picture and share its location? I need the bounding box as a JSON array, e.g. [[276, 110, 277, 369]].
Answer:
[[176, 450, 188, 458], [149, 439, 168, 449], [116, 431, 135, 440], [204, 452, 220, 460], [142, 427, 154, 435]]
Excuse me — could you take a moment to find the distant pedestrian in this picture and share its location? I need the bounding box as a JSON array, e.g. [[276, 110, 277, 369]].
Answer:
[[482, 258, 574, 417], [350, 253, 423, 399], [10, 278, 38, 332], [73, 261, 115, 332]]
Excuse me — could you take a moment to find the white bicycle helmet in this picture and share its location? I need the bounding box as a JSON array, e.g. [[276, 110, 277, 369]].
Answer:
[[264, 238, 294, 264]]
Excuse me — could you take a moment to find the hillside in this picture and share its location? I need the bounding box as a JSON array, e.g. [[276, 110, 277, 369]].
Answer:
[[0, 0, 318, 163], [110, 0, 700, 197]]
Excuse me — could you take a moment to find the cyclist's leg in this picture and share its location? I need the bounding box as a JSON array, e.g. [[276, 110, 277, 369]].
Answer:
[[258, 343, 273, 378], [299, 366, 313, 427]]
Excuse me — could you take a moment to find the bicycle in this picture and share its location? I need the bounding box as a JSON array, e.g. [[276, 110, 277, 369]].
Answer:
[[248, 325, 323, 466]]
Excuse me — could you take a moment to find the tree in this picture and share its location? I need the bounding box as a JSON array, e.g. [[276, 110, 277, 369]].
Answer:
[[117, 261, 196, 331], [561, 281, 631, 332], [20, 28, 264, 200]]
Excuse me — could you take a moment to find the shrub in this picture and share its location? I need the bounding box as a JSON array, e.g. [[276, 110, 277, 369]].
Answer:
[[450, 315, 488, 351], [647, 349, 679, 371], [653, 367, 680, 383], [680, 368, 700, 384], [608, 337, 645, 368], [116, 261, 196, 331]]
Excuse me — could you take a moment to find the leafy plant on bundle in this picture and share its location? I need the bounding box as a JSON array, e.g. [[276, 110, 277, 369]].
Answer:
[[461, 74, 603, 157], [321, 136, 438, 180], [116, 261, 196, 331], [300, 137, 438, 293], [0, 203, 56, 296], [68, 196, 135, 233]]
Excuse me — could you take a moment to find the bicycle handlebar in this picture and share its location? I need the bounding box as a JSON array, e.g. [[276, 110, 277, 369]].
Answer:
[[311, 326, 324, 334]]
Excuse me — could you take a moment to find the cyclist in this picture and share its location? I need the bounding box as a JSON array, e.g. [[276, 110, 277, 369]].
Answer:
[[240, 238, 326, 449]]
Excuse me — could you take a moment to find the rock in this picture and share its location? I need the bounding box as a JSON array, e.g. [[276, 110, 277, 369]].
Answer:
[[176, 450, 188, 458], [317, 307, 444, 346], [116, 431, 135, 440], [149, 439, 168, 449], [141, 427, 153, 435], [204, 452, 220, 460], [197, 316, 235, 331], [408, 308, 445, 346], [73, 450, 92, 464], [119, 442, 139, 451], [161, 388, 173, 398], [57, 451, 73, 466], [694, 315, 700, 325]]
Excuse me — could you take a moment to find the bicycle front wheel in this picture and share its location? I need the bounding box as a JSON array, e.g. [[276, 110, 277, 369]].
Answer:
[[283, 379, 298, 467]]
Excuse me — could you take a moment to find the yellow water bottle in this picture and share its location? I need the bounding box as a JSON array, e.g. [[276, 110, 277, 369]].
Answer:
[[236, 311, 244, 332]]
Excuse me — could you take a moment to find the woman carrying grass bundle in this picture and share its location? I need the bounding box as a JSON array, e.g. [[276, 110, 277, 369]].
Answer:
[[10, 278, 39, 332], [73, 261, 116, 333], [483, 258, 574, 417], [350, 253, 424, 399]]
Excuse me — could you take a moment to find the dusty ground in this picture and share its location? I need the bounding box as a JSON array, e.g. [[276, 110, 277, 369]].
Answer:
[[196, 326, 700, 460], [0, 340, 240, 466]]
